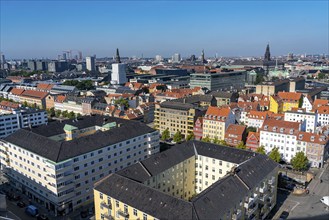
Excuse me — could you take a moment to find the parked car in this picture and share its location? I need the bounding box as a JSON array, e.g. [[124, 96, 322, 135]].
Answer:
[[25, 205, 39, 217], [17, 201, 26, 208], [279, 211, 289, 219]]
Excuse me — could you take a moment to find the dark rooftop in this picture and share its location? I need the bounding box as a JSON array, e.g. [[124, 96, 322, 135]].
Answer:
[[4, 116, 156, 162]]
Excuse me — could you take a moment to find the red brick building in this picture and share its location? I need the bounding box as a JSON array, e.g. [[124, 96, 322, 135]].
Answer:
[[193, 117, 203, 140], [246, 131, 260, 151], [224, 124, 246, 147]]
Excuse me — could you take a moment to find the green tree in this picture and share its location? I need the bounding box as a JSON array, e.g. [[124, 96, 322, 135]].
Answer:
[[173, 131, 183, 143], [269, 147, 281, 163], [68, 111, 76, 119], [213, 136, 220, 144], [318, 72, 326, 80], [219, 139, 228, 146], [186, 132, 194, 141], [76, 113, 82, 119], [291, 152, 309, 171], [256, 145, 266, 155], [202, 135, 211, 143], [114, 98, 129, 109], [246, 127, 257, 134], [23, 101, 28, 107], [161, 128, 170, 141], [61, 110, 69, 118], [55, 110, 61, 118], [255, 72, 264, 85], [236, 141, 246, 149], [48, 107, 55, 117], [298, 96, 303, 108]]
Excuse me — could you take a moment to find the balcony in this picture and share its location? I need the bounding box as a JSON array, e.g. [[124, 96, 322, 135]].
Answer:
[[268, 177, 275, 185], [266, 196, 273, 204], [103, 213, 114, 220], [244, 194, 258, 209], [117, 210, 129, 218], [232, 209, 242, 220], [246, 204, 258, 216], [259, 193, 269, 202], [101, 202, 112, 209], [259, 185, 268, 193]]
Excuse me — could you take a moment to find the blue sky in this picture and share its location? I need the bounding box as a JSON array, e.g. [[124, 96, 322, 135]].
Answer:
[[0, 0, 328, 59]]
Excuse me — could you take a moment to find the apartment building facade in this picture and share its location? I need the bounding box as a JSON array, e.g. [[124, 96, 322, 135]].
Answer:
[[94, 141, 279, 220], [284, 109, 318, 133], [202, 106, 235, 140], [0, 116, 159, 215], [0, 108, 47, 138], [246, 110, 268, 128], [154, 95, 215, 138]]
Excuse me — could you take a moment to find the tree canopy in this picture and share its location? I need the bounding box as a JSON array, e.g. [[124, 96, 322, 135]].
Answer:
[[236, 141, 246, 149], [291, 152, 309, 171], [186, 132, 194, 141], [114, 98, 129, 108], [202, 136, 211, 143], [63, 80, 94, 90], [256, 145, 266, 155], [161, 128, 170, 141], [269, 147, 281, 163], [173, 131, 183, 143]]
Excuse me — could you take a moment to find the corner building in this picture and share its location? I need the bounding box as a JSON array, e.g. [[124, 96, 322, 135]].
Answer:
[[0, 116, 159, 215], [94, 141, 279, 220]]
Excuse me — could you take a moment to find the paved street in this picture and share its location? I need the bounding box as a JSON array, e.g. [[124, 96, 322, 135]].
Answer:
[[273, 163, 329, 219]]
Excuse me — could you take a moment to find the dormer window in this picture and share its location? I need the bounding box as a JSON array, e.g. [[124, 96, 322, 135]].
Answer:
[[290, 129, 294, 134], [264, 125, 268, 131], [310, 136, 315, 142], [273, 127, 277, 132], [280, 128, 284, 133], [299, 134, 303, 139]]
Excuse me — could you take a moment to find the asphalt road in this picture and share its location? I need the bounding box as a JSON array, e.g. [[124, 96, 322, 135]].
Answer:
[[273, 163, 329, 219]]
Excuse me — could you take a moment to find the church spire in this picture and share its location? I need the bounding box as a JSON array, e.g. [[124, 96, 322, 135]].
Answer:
[[201, 49, 206, 64], [115, 48, 121, 63], [264, 43, 271, 61]]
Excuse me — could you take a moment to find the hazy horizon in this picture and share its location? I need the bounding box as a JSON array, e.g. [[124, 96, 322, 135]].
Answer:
[[1, 1, 328, 59]]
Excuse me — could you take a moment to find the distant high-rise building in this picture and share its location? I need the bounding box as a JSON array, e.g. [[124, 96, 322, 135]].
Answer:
[[0, 53, 5, 69], [78, 51, 83, 61], [62, 53, 67, 61], [111, 48, 127, 85], [190, 54, 196, 61], [27, 60, 37, 71], [155, 55, 163, 62], [86, 56, 96, 72], [201, 49, 207, 64], [287, 53, 294, 61], [172, 53, 181, 63]]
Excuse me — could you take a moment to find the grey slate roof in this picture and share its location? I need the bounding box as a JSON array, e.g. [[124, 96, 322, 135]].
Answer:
[[97, 141, 279, 220], [192, 175, 249, 219], [4, 116, 156, 162], [94, 174, 197, 220], [236, 154, 278, 189], [191, 141, 255, 164]]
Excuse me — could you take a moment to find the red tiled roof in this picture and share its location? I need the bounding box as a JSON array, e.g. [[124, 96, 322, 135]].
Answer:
[[296, 131, 327, 145], [260, 119, 300, 135], [313, 99, 328, 107], [37, 83, 54, 90], [0, 100, 19, 109], [10, 88, 25, 95], [277, 92, 302, 102], [225, 124, 246, 136], [247, 132, 260, 141], [205, 106, 231, 118], [247, 110, 268, 119], [317, 106, 329, 114], [55, 95, 66, 103], [21, 90, 48, 99]]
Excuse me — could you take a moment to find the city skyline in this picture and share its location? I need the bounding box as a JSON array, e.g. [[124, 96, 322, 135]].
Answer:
[[0, 0, 328, 59]]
